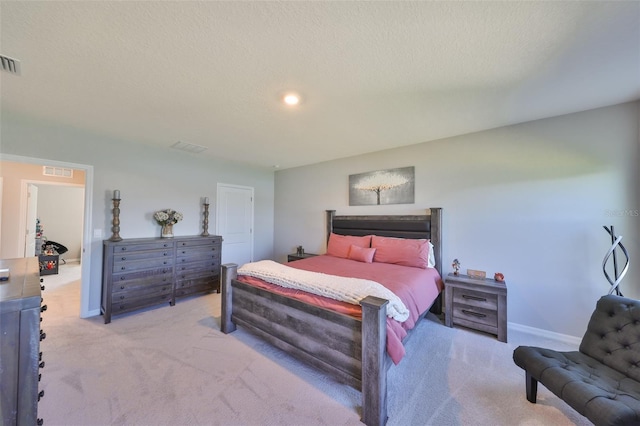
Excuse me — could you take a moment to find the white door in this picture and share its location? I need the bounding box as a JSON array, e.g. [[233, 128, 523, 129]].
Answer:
[[217, 184, 254, 266], [25, 183, 38, 257]]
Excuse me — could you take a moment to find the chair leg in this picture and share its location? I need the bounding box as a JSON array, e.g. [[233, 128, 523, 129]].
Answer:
[[525, 371, 538, 403]]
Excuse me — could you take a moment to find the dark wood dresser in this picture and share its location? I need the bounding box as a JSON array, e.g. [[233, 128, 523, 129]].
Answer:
[[102, 235, 221, 323], [0, 257, 46, 425]]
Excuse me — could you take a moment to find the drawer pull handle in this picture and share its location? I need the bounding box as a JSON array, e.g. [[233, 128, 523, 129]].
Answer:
[[121, 267, 126, 270], [120, 296, 125, 299], [121, 257, 126, 260], [120, 285, 125, 289], [121, 247, 127, 251], [40, 331, 47, 341], [39, 361, 45, 369], [462, 294, 486, 302], [41, 305, 47, 312], [461, 309, 486, 318], [38, 390, 45, 401]]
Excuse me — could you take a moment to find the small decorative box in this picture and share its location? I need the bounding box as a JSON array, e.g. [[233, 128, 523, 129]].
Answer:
[[467, 269, 486, 279]]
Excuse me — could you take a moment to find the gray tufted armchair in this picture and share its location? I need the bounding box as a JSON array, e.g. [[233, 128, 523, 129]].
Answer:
[[513, 295, 640, 426]]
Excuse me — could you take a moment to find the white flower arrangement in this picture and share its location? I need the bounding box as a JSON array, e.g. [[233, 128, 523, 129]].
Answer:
[[154, 209, 183, 226]]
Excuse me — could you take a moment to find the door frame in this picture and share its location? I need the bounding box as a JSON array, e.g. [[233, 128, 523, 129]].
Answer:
[[1, 154, 94, 318], [19, 180, 85, 257], [216, 183, 254, 264]]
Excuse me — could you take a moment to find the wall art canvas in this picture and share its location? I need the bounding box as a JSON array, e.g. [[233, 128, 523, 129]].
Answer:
[[349, 166, 415, 206]]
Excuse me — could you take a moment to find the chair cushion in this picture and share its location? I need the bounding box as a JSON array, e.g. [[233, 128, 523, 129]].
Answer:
[[580, 295, 640, 383], [514, 346, 640, 426]]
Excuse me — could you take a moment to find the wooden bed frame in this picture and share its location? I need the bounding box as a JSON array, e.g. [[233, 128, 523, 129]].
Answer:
[[220, 208, 442, 426]]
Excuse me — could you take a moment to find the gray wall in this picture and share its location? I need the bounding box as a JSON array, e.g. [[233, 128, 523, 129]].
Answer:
[[274, 102, 640, 338], [1, 110, 275, 316]]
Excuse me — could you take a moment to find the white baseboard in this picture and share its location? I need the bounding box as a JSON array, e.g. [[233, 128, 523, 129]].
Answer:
[[508, 321, 582, 346], [84, 308, 101, 319]]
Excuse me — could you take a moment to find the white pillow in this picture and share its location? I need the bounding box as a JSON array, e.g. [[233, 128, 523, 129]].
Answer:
[[428, 241, 436, 268]]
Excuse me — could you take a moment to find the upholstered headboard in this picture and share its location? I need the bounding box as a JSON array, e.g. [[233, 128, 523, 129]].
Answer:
[[325, 208, 443, 276]]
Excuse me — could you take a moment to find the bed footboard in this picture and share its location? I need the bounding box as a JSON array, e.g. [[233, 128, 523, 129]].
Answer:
[[220, 263, 389, 426]]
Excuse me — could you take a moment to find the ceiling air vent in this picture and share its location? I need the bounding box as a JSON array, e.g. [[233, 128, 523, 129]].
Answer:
[[0, 55, 21, 75], [171, 141, 208, 154]]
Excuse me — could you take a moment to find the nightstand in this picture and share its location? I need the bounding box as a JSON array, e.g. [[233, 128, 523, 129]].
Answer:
[[287, 253, 318, 262], [444, 273, 507, 342]]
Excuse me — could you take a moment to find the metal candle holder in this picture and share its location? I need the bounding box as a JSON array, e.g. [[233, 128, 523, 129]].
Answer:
[[201, 198, 210, 237], [109, 190, 123, 241]]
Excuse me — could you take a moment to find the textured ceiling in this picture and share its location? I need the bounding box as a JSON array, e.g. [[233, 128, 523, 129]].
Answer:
[[1, 1, 639, 170]]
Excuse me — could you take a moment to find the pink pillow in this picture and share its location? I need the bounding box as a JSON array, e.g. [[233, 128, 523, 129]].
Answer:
[[347, 245, 376, 263], [326, 233, 371, 259], [371, 235, 430, 269]]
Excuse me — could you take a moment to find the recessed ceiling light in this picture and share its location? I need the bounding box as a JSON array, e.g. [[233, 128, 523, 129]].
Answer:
[[283, 93, 300, 106]]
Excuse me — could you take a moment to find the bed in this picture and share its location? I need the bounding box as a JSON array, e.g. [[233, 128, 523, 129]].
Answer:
[[220, 208, 443, 426]]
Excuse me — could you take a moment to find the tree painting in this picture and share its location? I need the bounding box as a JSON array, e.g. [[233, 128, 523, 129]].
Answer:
[[349, 167, 415, 206]]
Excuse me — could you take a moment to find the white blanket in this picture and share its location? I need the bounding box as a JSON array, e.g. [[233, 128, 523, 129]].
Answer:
[[238, 260, 409, 322]]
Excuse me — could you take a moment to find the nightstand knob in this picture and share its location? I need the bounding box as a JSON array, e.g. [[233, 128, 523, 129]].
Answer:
[[41, 305, 47, 312]]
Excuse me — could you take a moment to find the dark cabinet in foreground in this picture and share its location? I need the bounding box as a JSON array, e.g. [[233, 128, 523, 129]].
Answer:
[[0, 257, 45, 425], [102, 236, 221, 323]]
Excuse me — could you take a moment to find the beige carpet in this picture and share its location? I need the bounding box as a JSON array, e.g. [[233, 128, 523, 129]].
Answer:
[[38, 263, 591, 425]]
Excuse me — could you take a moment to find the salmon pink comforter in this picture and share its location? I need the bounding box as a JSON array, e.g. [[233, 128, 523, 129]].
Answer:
[[236, 255, 443, 364]]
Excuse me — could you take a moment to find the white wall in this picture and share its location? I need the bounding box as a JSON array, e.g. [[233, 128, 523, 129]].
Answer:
[[37, 185, 84, 261], [1, 110, 275, 316], [274, 102, 640, 338]]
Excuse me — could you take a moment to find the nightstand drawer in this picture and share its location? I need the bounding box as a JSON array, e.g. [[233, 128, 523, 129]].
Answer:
[[453, 287, 497, 310], [452, 303, 497, 328]]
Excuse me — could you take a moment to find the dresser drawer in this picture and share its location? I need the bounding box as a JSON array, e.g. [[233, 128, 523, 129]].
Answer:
[[112, 248, 173, 264], [452, 303, 497, 328], [112, 267, 173, 284], [112, 272, 173, 293], [111, 282, 172, 304], [452, 287, 497, 310], [175, 260, 220, 275], [176, 245, 220, 260], [113, 256, 173, 274], [112, 256, 174, 273], [112, 292, 173, 314], [176, 238, 220, 248], [110, 241, 174, 253], [175, 277, 218, 297]]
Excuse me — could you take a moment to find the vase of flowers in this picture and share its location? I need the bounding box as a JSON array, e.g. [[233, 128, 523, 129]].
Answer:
[[154, 209, 183, 238]]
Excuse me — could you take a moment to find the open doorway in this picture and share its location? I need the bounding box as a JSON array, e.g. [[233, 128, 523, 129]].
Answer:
[[0, 154, 94, 318]]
